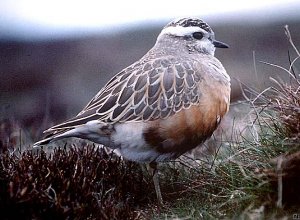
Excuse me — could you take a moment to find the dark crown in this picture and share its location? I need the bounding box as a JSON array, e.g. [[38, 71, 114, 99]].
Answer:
[[166, 18, 213, 33]]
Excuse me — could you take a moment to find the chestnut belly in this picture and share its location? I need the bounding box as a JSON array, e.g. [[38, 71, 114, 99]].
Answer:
[[143, 105, 220, 158]]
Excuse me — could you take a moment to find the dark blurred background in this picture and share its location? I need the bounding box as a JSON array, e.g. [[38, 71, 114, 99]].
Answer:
[[1, 0, 300, 133]]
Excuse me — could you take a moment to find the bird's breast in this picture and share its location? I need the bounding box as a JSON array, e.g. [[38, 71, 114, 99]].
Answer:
[[143, 79, 230, 157]]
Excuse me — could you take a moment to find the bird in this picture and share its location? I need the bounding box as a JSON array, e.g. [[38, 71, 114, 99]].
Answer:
[[33, 17, 231, 206]]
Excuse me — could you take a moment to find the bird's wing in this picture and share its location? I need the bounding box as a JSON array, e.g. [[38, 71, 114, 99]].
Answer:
[[45, 56, 203, 133]]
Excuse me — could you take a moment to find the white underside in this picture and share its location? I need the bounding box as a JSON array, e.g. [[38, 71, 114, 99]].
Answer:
[[56, 120, 175, 163], [112, 122, 176, 163]]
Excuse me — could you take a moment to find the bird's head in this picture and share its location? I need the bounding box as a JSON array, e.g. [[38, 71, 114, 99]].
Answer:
[[157, 17, 229, 56]]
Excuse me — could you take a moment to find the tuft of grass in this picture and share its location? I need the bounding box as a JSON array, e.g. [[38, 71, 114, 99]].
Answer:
[[0, 146, 153, 219]]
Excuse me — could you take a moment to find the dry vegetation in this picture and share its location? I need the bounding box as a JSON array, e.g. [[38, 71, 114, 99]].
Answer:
[[0, 145, 155, 219], [1, 27, 300, 219]]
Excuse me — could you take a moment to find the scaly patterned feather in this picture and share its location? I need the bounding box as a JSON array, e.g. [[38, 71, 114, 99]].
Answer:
[[45, 55, 204, 132]]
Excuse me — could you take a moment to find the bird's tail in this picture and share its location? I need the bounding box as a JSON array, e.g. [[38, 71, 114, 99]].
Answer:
[[32, 130, 69, 147], [33, 120, 113, 148]]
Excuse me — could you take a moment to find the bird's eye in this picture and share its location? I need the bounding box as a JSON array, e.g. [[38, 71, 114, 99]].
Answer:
[[192, 32, 204, 40]]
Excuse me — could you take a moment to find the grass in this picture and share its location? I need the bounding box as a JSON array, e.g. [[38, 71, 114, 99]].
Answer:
[[1, 26, 300, 219]]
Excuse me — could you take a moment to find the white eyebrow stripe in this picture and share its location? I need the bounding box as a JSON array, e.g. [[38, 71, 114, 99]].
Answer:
[[159, 26, 206, 37]]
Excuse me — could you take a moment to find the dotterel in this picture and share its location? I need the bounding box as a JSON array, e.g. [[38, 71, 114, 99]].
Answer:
[[34, 17, 231, 205]]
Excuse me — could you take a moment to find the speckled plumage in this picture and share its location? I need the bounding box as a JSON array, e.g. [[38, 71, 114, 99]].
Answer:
[[34, 17, 230, 164]]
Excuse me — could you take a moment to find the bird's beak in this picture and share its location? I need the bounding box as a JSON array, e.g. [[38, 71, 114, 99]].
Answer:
[[213, 40, 229, 48]]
